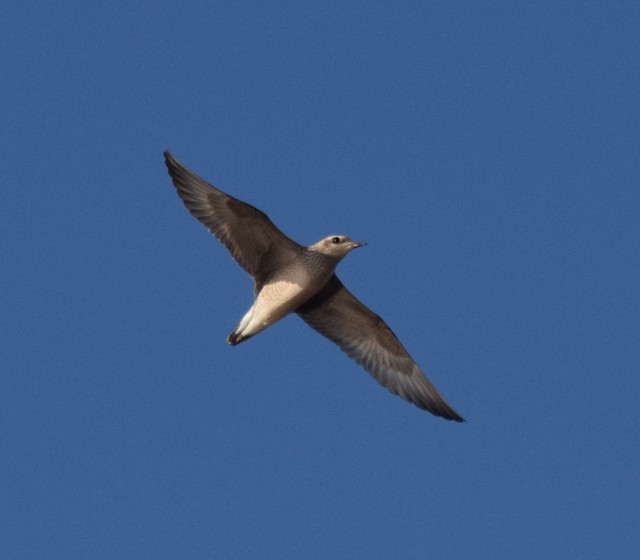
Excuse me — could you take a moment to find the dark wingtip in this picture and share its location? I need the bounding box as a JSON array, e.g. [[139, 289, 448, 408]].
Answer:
[[163, 151, 195, 190], [416, 397, 464, 422], [163, 150, 178, 171], [436, 405, 465, 423]]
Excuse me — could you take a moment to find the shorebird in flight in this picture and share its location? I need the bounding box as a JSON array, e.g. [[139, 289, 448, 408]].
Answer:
[[164, 151, 463, 421]]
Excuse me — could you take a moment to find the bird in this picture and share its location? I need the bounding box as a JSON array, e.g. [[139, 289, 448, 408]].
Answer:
[[164, 151, 464, 422]]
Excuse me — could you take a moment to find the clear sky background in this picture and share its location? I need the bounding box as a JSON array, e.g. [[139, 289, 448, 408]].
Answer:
[[2, 1, 639, 558]]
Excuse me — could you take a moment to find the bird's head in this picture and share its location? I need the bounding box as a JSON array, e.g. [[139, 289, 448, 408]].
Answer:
[[308, 235, 367, 259]]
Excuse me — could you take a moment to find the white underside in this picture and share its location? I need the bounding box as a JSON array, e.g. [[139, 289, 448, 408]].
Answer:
[[234, 274, 311, 339]]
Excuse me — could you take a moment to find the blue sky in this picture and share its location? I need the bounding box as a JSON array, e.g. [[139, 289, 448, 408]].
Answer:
[[2, 1, 639, 558]]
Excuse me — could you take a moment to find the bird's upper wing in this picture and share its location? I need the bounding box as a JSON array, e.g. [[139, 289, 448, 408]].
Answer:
[[164, 151, 303, 291], [296, 276, 464, 421]]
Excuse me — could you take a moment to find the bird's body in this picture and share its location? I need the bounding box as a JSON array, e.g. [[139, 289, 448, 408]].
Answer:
[[229, 249, 336, 344], [230, 265, 311, 344], [164, 151, 464, 422]]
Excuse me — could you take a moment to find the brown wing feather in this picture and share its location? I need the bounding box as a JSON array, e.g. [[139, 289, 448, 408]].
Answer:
[[297, 276, 464, 421], [164, 151, 303, 291]]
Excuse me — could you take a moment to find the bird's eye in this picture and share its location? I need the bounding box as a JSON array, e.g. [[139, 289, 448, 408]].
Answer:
[[331, 237, 341, 244]]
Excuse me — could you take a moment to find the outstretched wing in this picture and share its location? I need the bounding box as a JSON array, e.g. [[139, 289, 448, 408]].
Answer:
[[164, 151, 303, 291], [297, 276, 464, 421]]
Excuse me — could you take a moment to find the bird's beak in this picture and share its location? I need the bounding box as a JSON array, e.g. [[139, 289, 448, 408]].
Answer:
[[351, 241, 367, 249]]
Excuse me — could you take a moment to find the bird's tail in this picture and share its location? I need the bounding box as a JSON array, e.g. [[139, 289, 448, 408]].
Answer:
[[227, 329, 252, 346]]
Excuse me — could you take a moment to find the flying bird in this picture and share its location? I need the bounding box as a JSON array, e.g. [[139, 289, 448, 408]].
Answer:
[[164, 151, 464, 422]]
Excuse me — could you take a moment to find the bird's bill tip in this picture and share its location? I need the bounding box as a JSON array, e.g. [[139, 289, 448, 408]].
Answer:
[[351, 241, 367, 249]]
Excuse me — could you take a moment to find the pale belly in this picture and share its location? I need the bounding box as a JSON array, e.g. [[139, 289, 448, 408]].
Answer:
[[253, 278, 310, 323], [236, 270, 316, 338]]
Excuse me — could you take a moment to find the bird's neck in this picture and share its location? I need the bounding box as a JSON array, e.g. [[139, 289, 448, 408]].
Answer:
[[301, 249, 342, 280]]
